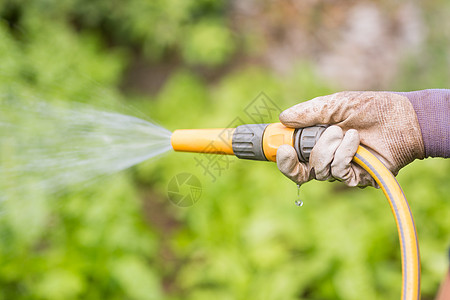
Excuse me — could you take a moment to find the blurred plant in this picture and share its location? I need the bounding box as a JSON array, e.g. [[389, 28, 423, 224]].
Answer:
[[1, 0, 234, 66]]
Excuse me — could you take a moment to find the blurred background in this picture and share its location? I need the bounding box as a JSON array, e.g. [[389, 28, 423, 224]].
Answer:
[[0, 0, 449, 299]]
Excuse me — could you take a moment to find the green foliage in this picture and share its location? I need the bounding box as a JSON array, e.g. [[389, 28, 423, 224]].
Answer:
[[182, 20, 235, 66], [1, 1, 450, 300], [0, 0, 232, 65]]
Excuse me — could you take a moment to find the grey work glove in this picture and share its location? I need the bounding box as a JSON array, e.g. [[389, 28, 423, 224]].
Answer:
[[276, 91, 425, 187]]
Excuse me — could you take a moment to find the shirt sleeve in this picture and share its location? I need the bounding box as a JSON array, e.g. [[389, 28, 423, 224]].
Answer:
[[394, 89, 450, 158]]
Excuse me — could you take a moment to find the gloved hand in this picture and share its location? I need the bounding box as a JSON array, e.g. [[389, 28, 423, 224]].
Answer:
[[276, 91, 425, 187]]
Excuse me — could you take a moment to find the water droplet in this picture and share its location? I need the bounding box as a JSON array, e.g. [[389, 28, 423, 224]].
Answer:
[[294, 184, 304, 207]]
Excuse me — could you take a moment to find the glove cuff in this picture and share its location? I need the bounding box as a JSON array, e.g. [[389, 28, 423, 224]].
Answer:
[[394, 89, 450, 158]]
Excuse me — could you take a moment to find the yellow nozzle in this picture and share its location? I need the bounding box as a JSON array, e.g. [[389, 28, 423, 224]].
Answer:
[[171, 128, 235, 155], [262, 123, 295, 161]]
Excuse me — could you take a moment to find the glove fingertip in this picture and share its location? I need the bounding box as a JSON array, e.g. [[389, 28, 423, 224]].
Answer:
[[279, 104, 312, 128], [276, 145, 298, 176], [278, 110, 297, 127], [345, 128, 360, 143], [276, 145, 297, 165], [276, 145, 309, 184]]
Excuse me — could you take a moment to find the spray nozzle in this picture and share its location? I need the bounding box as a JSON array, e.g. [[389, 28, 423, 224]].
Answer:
[[171, 123, 327, 163]]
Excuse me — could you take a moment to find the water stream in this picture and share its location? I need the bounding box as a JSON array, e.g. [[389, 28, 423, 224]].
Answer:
[[0, 99, 172, 201]]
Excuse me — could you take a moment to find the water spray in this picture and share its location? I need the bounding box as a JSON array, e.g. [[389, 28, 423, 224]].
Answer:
[[171, 123, 421, 300]]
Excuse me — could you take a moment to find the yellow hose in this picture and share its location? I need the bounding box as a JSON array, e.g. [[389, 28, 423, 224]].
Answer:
[[353, 146, 420, 300]]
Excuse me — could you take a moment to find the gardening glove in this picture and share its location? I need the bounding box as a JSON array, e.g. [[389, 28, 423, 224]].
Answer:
[[276, 91, 425, 187]]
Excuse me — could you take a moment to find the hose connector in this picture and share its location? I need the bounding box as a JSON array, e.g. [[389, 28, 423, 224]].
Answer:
[[232, 124, 268, 161], [294, 125, 327, 163]]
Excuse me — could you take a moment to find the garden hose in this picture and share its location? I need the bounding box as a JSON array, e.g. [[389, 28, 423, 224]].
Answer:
[[171, 123, 421, 300]]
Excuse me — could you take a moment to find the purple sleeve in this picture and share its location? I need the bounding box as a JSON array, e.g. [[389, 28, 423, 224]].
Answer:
[[394, 89, 450, 158]]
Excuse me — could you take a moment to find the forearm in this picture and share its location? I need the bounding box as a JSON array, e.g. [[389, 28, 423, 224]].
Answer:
[[394, 89, 450, 158]]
